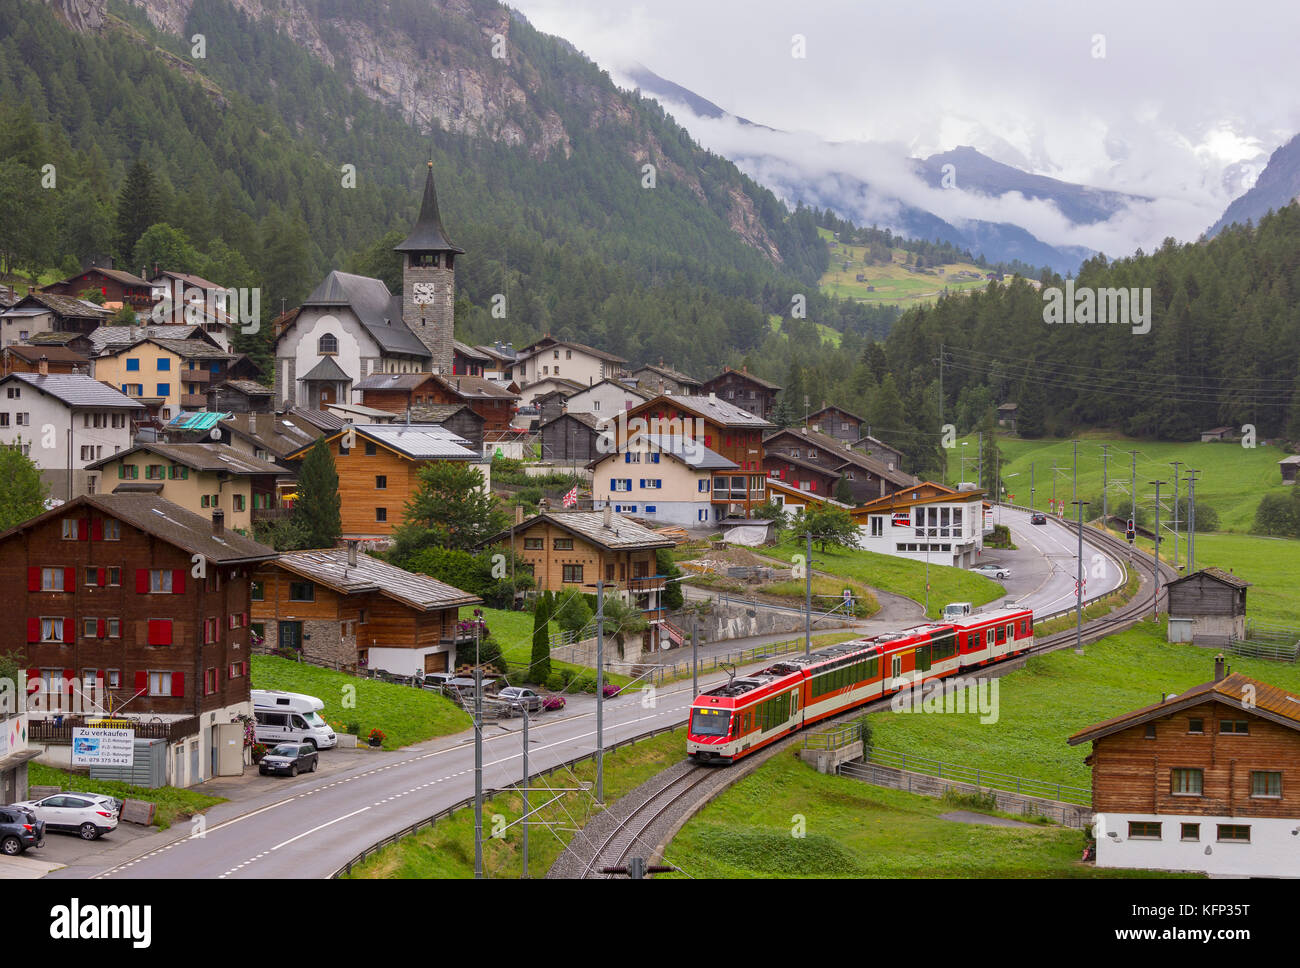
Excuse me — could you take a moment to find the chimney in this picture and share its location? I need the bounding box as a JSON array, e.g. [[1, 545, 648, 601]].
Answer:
[[603, 504, 613, 528], [1214, 653, 1227, 682], [347, 540, 358, 567], [515, 504, 525, 525], [38, 355, 48, 376], [212, 509, 225, 535]]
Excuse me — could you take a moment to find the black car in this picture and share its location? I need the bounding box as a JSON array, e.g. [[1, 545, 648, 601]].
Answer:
[[0, 805, 45, 856], [1030, 513, 1048, 525], [259, 742, 319, 777]]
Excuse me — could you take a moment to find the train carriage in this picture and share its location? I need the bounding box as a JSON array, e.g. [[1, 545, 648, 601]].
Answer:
[[687, 605, 1034, 764]]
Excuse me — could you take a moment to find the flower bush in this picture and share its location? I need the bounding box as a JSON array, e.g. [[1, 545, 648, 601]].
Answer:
[[251, 743, 269, 763], [367, 728, 386, 744], [541, 695, 566, 712], [602, 683, 622, 698]]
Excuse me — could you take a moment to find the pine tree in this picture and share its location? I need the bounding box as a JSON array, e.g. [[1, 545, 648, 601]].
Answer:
[[529, 592, 553, 684], [292, 438, 341, 549], [115, 160, 162, 263]]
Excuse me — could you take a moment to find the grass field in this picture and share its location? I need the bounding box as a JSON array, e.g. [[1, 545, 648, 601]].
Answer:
[[816, 227, 991, 308], [767, 314, 843, 347], [343, 727, 688, 878], [761, 538, 1004, 619], [951, 430, 1292, 533], [250, 655, 470, 748], [467, 606, 633, 687], [27, 763, 224, 830], [864, 621, 1300, 789], [666, 754, 1182, 878]]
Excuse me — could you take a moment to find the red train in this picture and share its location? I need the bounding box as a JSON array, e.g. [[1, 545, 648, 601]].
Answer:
[[687, 606, 1034, 763]]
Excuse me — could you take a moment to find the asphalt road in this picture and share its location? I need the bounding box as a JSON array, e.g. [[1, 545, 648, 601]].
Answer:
[[52, 510, 1122, 880]]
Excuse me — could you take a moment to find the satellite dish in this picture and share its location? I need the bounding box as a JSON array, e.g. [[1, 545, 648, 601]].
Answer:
[[210, 428, 221, 440]]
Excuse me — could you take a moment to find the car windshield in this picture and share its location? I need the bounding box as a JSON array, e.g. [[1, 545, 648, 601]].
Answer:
[[303, 711, 327, 728], [690, 708, 731, 737], [270, 745, 299, 756]]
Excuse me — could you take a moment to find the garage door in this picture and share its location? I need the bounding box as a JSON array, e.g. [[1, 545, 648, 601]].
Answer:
[[424, 651, 448, 673]]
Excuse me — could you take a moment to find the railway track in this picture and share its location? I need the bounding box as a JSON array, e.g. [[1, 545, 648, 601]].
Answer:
[[560, 515, 1174, 879]]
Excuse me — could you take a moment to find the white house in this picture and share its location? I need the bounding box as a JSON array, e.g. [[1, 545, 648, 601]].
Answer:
[[562, 379, 649, 419], [508, 337, 627, 389], [0, 372, 143, 499], [849, 482, 985, 568], [589, 433, 737, 527]]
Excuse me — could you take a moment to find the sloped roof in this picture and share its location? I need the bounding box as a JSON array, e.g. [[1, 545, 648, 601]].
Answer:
[[454, 340, 491, 361], [700, 366, 782, 391], [149, 338, 233, 360], [765, 425, 918, 488], [150, 270, 224, 291], [394, 163, 464, 254], [284, 407, 347, 433], [273, 548, 480, 611], [300, 355, 352, 383], [24, 332, 87, 346], [633, 433, 737, 471], [294, 423, 475, 461], [808, 404, 864, 424], [218, 380, 273, 396], [434, 374, 518, 400], [0, 494, 276, 564], [64, 266, 151, 288], [517, 337, 628, 365], [489, 511, 675, 552], [221, 413, 322, 461], [408, 403, 482, 424], [766, 451, 843, 479], [88, 325, 209, 354], [1, 373, 142, 409], [168, 411, 231, 432], [1167, 566, 1251, 590], [86, 442, 289, 476], [1068, 673, 1300, 745], [568, 378, 650, 403], [632, 362, 700, 386], [633, 393, 774, 430], [18, 292, 113, 319], [354, 373, 432, 392], [1, 344, 91, 365], [542, 411, 604, 433], [300, 271, 430, 358]]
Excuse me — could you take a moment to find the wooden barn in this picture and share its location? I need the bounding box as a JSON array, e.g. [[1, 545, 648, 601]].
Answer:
[[1279, 454, 1300, 485], [540, 411, 603, 463], [1165, 567, 1250, 646]]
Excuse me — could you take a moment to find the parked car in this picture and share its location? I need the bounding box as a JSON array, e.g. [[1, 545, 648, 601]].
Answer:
[[1030, 513, 1048, 525], [259, 742, 319, 777], [0, 804, 44, 855], [12, 793, 118, 840], [497, 686, 543, 714], [63, 791, 123, 817], [972, 563, 1012, 579], [420, 673, 457, 692]]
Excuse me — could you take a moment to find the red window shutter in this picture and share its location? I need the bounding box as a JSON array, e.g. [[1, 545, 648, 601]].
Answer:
[[77, 519, 88, 541], [243, 661, 250, 677], [63, 668, 74, 692], [171, 672, 184, 697], [96, 619, 106, 638], [26, 667, 39, 692], [148, 619, 173, 646], [63, 619, 74, 643], [92, 519, 104, 541], [26, 619, 39, 643], [172, 569, 186, 594], [136, 569, 149, 593], [27, 567, 39, 592], [64, 567, 76, 591], [97, 568, 106, 587], [134, 670, 147, 693]]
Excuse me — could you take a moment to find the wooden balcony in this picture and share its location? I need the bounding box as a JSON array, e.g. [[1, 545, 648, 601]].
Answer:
[[179, 393, 207, 408], [627, 575, 666, 593], [251, 506, 293, 524]]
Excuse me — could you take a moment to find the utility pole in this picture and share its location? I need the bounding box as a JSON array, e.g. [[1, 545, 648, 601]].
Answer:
[[938, 341, 944, 423], [692, 612, 700, 700], [521, 703, 529, 879], [1170, 461, 1182, 569], [1030, 461, 1035, 510], [1051, 460, 1057, 512], [1072, 439, 1078, 506], [1100, 444, 1109, 522], [1073, 500, 1089, 654], [595, 580, 605, 803], [804, 529, 812, 656], [977, 432, 983, 492], [1186, 470, 1198, 571], [1128, 450, 1139, 527], [1149, 481, 1164, 619], [473, 624, 483, 879]]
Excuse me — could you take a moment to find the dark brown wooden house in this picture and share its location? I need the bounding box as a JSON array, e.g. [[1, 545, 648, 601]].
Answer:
[[763, 452, 842, 498], [409, 403, 486, 455], [697, 366, 782, 420], [1165, 567, 1250, 645], [540, 411, 603, 464], [807, 404, 864, 442], [1068, 664, 1300, 876], [1, 344, 92, 377], [41, 267, 154, 312], [764, 425, 918, 504], [0, 494, 276, 785], [357, 372, 517, 433]]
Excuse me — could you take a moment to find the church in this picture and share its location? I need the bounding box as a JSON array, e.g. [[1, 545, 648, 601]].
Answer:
[[272, 163, 464, 409]]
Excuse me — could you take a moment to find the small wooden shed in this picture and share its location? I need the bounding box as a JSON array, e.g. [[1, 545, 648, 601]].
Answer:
[[1165, 567, 1250, 646]]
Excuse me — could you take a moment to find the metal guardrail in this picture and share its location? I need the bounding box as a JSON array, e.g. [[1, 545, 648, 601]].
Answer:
[[1227, 637, 1300, 662], [330, 721, 685, 879], [860, 745, 1091, 806], [802, 722, 862, 751]]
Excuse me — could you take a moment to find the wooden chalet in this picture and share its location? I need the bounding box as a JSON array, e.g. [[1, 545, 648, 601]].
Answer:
[[40, 266, 153, 312], [1, 344, 92, 377], [697, 366, 782, 420]]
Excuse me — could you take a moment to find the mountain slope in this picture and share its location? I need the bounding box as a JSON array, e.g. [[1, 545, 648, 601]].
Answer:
[[1208, 131, 1300, 237]]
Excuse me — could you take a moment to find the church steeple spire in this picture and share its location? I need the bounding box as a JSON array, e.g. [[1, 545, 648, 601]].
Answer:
[[396, 161, 465, 255]]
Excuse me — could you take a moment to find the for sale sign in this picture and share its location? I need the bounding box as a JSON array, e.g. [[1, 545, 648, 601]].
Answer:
[[71, 727, 135, 767]]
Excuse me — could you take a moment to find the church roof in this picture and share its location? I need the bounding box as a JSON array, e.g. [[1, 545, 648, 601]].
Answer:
[[300, 355, 351, 383], [394, 163, 465, 254], [300, 271, 430, 359]]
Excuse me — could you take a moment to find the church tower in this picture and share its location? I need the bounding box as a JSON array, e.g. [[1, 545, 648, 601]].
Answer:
[[396, 162, 464, 374]]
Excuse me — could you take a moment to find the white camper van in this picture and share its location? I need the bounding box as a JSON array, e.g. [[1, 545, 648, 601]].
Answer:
[[942, 602, 974, 621], [252, 690, 337, 750]]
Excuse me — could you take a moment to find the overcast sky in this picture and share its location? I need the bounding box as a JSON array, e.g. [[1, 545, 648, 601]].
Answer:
[[509, 0, 1300, 253]]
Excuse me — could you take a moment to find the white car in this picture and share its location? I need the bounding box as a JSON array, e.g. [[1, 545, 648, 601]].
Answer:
[[13, 792, 120, 840], [972, 563, 1012, 579]]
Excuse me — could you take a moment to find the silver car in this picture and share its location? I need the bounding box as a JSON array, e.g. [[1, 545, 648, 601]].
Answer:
[[972, 563, 1011, 579]]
